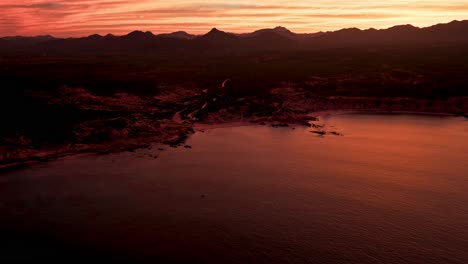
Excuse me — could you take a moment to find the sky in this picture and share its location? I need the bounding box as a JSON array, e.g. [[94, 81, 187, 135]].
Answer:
[[1, 0, 468, 37]]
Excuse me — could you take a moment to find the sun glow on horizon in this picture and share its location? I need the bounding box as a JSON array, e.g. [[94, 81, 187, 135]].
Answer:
[[1, 0, 468, 37]]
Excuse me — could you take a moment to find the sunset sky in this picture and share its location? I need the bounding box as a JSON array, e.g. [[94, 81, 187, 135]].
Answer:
[[1, 0, 468, 37]]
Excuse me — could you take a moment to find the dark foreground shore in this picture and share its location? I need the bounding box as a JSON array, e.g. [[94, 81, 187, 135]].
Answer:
[[2, 38, 468, 171], [1, 84, 467, 171]]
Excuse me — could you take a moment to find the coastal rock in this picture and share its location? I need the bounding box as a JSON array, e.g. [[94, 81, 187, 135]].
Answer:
[[310, 131, 326, 135], [271, 122, 289, 128], [310, 123, 324, 129], [329, 131, 343, 136]]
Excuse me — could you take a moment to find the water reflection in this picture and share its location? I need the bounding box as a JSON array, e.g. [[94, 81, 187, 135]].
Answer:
[[1, 114, 467, 263]]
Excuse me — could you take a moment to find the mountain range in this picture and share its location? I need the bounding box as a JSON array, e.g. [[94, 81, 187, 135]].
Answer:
[[1, 20, 467, 54]]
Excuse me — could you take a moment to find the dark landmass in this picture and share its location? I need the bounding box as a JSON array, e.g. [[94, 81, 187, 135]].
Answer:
[[1, 20, 468, 169]]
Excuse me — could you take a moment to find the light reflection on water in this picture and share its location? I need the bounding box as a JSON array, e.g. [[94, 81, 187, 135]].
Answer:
[[1, 114, 468, 263]]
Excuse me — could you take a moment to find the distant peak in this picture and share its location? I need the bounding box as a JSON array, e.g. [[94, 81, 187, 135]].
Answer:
[[126, 30, 143, 37], [88, 34, 102, 38], [208, 28, 225, 34], [248, 26, 295, 38], [128, 30, 153, 35], [273, 26, 293, 35], [333, 27, 361, 34], [445, 20, 468, 26], [388, 24, 417, 30], [125, 30, 154, 38], [198, 27, 238, 42], [204, 28, 229, 36], [128, 30, 143, 34], [274, 26, 290, 31], [158, 31, 195, 39]]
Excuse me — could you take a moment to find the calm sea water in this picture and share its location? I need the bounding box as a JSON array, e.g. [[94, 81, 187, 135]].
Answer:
[[1, 114, 468, 263]]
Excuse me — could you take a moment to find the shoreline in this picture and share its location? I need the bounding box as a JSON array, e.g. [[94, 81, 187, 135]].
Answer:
[[1, 110, 464, 173], [312, 110, 464, 118]]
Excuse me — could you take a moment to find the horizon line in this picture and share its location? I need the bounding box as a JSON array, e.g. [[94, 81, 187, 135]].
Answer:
[[1, 19, 466, 39]]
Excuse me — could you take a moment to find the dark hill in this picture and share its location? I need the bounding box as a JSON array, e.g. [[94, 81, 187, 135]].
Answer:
[[1, 20, 468, 54]]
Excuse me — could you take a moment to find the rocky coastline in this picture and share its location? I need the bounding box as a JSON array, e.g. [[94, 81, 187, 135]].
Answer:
[[1, 85, 467, 171]]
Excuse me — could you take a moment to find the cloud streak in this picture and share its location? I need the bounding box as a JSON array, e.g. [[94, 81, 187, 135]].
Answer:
[[1, 0, 468, 36]]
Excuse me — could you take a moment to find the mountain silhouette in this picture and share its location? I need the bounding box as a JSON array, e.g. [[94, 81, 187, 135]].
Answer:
[[1, 20, 467, 54], [312, 20, 468, 46], [242, 30, 295, 50], [123, 30, 155, 40], [105, 33, 117, 38], [158, 31, 195, 39], [197, 28, 237, 42], [192, 28, 240, 50], [247, 26, 295, 38]]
